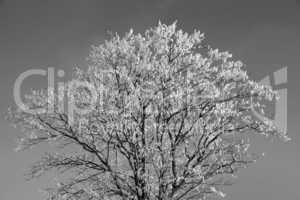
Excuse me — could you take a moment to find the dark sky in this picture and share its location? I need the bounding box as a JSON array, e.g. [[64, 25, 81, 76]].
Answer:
[[0, 0, 300, 199]]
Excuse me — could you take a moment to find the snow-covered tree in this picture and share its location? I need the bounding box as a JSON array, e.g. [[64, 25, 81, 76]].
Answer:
[[7, 22, 289, 200]]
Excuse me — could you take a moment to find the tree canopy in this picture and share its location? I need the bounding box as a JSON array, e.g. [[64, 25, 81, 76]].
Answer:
[[7, 22, 289, 200]]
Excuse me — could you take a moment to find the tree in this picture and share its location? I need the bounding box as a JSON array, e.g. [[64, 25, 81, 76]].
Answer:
[[7, 22, 289, 200]]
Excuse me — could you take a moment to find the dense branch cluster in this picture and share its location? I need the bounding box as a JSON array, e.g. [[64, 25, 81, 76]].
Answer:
[[7, 22, 289, 200]]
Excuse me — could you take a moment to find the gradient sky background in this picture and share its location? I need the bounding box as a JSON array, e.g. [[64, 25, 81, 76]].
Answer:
[[0, 0, 300, 199]]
